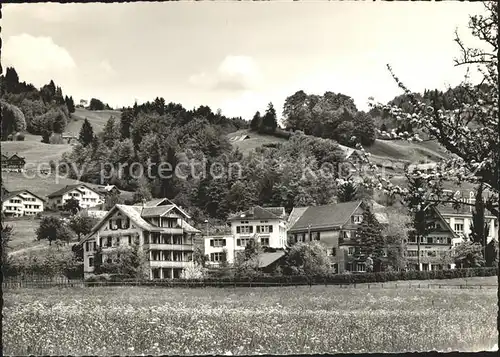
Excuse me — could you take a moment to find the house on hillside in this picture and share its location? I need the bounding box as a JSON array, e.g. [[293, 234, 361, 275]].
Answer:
[[1, 190, 45, 217], [47, 184, 104, 211], [1, 153, 26, 172], [79, 198, 200, 279], [287, 200, 390, 273], [95, 184, 121, 196], [204, 206, 288, 266], [405, 206, 458, 271]]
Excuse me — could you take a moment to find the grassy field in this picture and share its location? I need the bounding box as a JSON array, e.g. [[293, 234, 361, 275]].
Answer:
[[3, 284, 497, 355], [3, 218, 43, 252], [1, 140, 72, 165], [66, 108, 122, 134], [228, 129, 288, 155]]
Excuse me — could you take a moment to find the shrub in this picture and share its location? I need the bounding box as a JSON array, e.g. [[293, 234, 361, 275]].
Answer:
[[15, 133, 25, 141]]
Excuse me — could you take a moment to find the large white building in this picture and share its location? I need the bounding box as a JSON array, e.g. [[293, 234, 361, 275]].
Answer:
[[47, 184, 104, 211], [80, 198, 200, 279], [204, 206, 288, 265], [1, 190, 45, 217]]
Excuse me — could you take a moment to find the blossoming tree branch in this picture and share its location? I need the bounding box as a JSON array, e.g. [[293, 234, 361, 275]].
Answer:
[[356, 2, 498, 217]]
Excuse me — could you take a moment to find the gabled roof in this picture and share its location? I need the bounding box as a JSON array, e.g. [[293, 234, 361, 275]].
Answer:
[[1, 189, 46, 203], [228, 206, 286, 221], [258, 251, 286, 268], [7, 154, 25, 162], [143, 198, 175, 207], [289, 201, 363, 232], [431, 206, 459, 238], [47, 184, 100, 198], [141, 205, 176, 217], [79, 200, 198, 244], [181, 220, 201, 234], [262, 206, 286, 218], [287, 207, 309, 227]]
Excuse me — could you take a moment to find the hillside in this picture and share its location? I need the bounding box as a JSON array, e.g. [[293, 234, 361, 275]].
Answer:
[[66, 108, 122, 135], [227, 129, 450, 165], [1, 135, 72, 165]]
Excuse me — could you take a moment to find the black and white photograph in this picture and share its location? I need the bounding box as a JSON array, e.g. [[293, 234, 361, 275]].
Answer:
[[1, 1, 499, 355]]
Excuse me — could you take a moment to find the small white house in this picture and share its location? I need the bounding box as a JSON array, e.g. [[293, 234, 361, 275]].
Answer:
[[1, 190, 45, 217], [47, 184, 104, 211]]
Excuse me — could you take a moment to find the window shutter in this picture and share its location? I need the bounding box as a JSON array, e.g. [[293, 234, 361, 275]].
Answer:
[[222, 239, 226, 246], [249, 226, 253, 233], [256, 226, 260, 233], [269, 225, 273, 233], [210, 240, 214, 247], [236, 226, 241, 233]]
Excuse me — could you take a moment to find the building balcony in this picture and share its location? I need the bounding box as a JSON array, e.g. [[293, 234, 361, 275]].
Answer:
[[151, 227, 184, 235], [149, 260, 193, 268], [145, 243, 194, 251]]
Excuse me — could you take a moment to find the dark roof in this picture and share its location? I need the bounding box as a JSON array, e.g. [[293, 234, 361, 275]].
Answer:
[[47, 184, 97, 198], [289, 201, 362, 232], [262, 206, 286, 218], [258, 251, 286, 268], [1, 190, 46, 202], [228, 206, 286, 221], [141, 205, 176, 217]]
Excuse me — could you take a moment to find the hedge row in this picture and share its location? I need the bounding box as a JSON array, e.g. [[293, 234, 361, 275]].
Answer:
[[85, 267, 498, 286]]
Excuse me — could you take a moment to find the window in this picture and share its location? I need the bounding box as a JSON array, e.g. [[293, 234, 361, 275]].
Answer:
[[348, 247, 355, 256], [454, 223, 464, 234], [352, 215, 363, 224], [106, 237, 112, 247], [331, 248, 337, 256], [127, 236, 132, 245], [93, 242, 96, 251], [210, 252, 226, 262], [261, 237, 270, 246], [210, 238, 226, 247], [236, 225, 253, 234], [312, 232, 320, 241], [85, 242, 89, 252], [237, 238, 251, 247], [427, 237, 433, 244], [356, 263, 366, 272], [89, 257, 94, 267]]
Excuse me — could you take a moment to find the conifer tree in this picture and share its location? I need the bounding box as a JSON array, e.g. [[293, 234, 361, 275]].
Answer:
[[79, 118, 94, 147], [250, 111, 262, 131]]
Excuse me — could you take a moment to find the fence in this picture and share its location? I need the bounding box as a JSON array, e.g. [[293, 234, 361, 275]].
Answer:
[[2, 278, 497, 290]]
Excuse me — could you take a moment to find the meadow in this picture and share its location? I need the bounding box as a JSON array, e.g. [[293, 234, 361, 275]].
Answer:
[[3, 284, 497, 355]]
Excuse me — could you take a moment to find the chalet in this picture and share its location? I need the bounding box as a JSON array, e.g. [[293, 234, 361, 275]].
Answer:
[[1, 190, 45, 217], [79, 198, 200, 279], [47, 184, 104, 211], [287, 201, 390, 273], [204, 206, 288, 266], [1, 153, 26, 172], [406, 206, 458, 271]]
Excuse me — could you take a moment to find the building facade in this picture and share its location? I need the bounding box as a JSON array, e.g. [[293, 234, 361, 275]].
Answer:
[[80, 198, 200, 279], [204, 206, 288, 266], [405, 207, 457, 271], [1, 153, 26, 172], [47, 184, 104, 210], [1, 190, 45, 217], [287, 201, 375, 273]]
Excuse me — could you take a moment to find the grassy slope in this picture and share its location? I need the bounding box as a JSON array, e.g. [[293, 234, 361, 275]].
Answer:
[[66, 108, 122, 135], [1, 136, 72, 165], [228, 129, 288, 155]]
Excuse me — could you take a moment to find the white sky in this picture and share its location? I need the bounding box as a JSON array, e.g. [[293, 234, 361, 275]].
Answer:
[[3, 2, 488, 120]]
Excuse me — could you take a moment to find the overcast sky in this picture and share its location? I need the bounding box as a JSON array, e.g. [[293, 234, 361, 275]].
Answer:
[[3, 2, 487, 120]]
